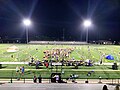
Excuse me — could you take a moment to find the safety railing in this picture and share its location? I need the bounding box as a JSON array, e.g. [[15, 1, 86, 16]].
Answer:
[[0, 77, 120, 84]]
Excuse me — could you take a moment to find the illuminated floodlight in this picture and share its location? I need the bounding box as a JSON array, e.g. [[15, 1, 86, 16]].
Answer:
[[83, 19, 92, 27], [23, 18, 32, 44], [23, 19, 31, 26], [83, 19, 92, 43]]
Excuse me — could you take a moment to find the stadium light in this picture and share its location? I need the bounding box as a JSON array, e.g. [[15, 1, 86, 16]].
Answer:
[[23, 19, 31, 44], [23, 19, 31, 26], [83, 19, 92, 43]]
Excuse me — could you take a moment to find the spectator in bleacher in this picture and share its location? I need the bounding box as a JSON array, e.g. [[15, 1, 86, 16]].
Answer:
[[114, 85, 119, 90], [102, 85, 108, 90]]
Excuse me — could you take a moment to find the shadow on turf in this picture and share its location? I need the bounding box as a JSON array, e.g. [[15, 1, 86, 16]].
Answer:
[[0, 66, 7, 69], [24, 70, 32, 75]]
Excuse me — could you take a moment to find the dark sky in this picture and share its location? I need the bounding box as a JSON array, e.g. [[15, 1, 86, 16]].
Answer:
[[0, 0, 120, 41]]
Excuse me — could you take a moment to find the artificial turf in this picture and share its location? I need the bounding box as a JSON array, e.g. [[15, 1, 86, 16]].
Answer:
[[0, 44, 119, 62], [0, 44, 120, 79]]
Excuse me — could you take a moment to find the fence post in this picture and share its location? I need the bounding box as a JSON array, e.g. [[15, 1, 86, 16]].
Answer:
[[112, 79, 113, 84], [49, 77, 50, 83], [98, 76, 102, 83], [24, 78, 25, 83], [85, 78, 88, 83], [10, 78, 12, 83]]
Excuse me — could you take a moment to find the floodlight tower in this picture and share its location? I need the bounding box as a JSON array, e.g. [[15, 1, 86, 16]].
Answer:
[[83, 19, 92, 43], [23, 19, 31, 44]]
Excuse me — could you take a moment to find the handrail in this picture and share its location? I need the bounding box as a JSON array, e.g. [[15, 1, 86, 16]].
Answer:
[[0, 77, 120, 84]]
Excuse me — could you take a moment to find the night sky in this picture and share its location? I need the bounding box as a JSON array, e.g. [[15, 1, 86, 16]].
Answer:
[[0, 0, 120, 41]]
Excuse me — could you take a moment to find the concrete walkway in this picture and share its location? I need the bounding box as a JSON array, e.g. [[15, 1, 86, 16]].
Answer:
[[0, 83, 116, 90]]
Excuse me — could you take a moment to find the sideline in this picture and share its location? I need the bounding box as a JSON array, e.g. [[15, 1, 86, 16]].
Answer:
[[0, 62, 28, 64]]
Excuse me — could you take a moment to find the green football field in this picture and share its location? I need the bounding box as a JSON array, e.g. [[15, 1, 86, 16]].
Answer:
[[0, 44, 119, 63], [0, 44, 120, 79], [0, 64, 120, 79]]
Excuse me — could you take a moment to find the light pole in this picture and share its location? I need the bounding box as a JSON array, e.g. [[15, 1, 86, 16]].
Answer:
[[83, 19, 92, 43], [23, 19, 31, 44]]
